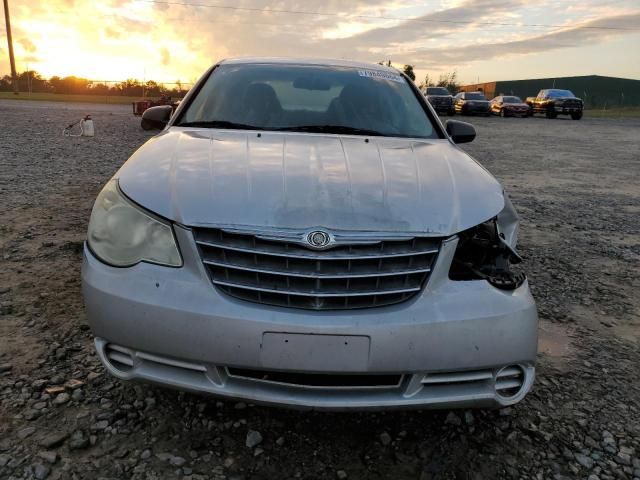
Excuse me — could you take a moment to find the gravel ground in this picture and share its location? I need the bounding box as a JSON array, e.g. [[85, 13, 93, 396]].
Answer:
[[1, 99, 639, 480]]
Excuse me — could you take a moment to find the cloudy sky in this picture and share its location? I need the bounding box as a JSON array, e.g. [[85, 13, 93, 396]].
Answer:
[[1, 0, 639, 85]]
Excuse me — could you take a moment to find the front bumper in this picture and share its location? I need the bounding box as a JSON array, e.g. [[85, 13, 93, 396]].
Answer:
[[82, 227, 539, 410], [462, 104, 490, 114], [429, 102, 453, 113], [555, 106, 582, 113], [506, 108, 530, 116]]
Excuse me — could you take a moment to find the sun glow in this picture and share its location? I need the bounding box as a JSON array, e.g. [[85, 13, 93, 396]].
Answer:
[[1, 0, 638, 85], [6, 1, 207, 82]]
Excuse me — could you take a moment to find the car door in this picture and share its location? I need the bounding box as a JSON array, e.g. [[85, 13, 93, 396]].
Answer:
[[537, 90, 547, 108], [491, 96, 502, 113], [454, 93, 464, 110]]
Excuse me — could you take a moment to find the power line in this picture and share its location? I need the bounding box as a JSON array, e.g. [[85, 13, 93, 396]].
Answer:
[[47, 6, 309, 29], [133, 0, 640, 31]]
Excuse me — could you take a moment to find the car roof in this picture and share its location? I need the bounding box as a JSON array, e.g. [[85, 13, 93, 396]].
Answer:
[[219, 57, 401, 73]]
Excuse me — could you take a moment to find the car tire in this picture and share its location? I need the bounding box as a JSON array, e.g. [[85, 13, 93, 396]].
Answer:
[[545, 106, 557, 119], [500, 108, 506, 118], [571, 111, 583, 120]]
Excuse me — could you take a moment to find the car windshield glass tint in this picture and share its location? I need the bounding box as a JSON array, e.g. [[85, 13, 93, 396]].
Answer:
[[177, 64, 436, 139], [465, 93, 486, 100], [426, 87, 449, 95], [503, 96, 522, 103], [547, 90, 574, 98]]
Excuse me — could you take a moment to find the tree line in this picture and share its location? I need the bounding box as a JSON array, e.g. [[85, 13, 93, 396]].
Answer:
[[378, 60, 460, 93], [0, 70, 190, 97], [2, 66, 461, 97]]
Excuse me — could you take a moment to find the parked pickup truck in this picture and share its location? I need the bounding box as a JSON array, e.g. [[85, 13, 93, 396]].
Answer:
[[424, 86, 455, 115], [526, 89, 583, 120]]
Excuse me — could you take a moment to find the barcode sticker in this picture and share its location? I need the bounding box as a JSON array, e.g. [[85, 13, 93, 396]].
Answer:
[[357, 70, 404, 83]]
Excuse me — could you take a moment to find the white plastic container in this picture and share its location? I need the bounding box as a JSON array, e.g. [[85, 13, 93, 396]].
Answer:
[[81, 116, 95, 137]]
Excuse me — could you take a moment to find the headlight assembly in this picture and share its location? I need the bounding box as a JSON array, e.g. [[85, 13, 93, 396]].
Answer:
[[87, 179, 182, 267], [449, 194, 525, 290]]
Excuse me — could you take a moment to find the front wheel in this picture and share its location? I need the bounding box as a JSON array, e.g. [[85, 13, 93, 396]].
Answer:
[[571, 111, 583, 120], [545, 107, 557, 119], [500, 108, 506, 118]]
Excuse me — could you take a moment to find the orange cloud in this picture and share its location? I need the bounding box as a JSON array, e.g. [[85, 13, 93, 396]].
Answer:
[[0, 0, 638, 84]]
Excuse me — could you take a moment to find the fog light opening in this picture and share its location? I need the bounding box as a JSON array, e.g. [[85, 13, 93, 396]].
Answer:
[[104, 344, 135, 374], [495, 365, 526, 400]]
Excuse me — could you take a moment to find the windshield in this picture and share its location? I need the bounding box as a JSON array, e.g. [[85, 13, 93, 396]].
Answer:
[[503, 96, 523, 103], [465, 92, 486, 100], [546, 89, 575, 98], [176, 64, 437, 138], [426, 87, 450, 95]]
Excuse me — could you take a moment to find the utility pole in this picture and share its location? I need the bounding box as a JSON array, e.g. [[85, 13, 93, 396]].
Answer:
[[3, 0, 19, 94]]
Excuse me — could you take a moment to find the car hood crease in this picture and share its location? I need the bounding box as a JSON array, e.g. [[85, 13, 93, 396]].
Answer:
[[117, 129, 504, 236]]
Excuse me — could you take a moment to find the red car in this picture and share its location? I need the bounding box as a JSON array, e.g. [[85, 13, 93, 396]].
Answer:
[[490, 96, 531, 117]]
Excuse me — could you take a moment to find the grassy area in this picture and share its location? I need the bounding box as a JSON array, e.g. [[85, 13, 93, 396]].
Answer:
[[0, 91, 159, 105], [585, 106, 640, 118]]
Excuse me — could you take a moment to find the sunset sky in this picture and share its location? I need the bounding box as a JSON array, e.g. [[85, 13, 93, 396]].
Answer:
[[2, 0, 639, 86]]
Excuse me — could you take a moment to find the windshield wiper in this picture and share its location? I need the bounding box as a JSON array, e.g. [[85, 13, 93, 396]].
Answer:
[[175, 120, 261, 130], [274, 125, 385, 136], [176, 122, 388, 137]]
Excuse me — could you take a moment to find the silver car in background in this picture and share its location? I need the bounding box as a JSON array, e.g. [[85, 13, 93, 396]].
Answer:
[[82, 58, 538, 410]]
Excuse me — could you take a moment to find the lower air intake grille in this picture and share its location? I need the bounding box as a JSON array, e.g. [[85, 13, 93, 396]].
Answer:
[[105, 344, 134, 373], [495, 365, 525, 399], [193, 228, 440, 310], [227, 368, 402, 388]]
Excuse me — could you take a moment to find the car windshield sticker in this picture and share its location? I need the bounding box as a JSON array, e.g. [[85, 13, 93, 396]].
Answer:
[[357, 70, 404, 83]]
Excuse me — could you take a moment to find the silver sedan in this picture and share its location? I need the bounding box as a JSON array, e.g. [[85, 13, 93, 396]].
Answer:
[[82, 58, 538, 410]]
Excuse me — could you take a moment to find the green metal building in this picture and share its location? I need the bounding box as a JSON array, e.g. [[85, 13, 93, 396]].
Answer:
[[459, 75, 640, 108]]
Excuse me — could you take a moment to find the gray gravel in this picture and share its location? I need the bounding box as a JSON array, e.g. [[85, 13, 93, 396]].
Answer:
[[1, 99, 639, 479]]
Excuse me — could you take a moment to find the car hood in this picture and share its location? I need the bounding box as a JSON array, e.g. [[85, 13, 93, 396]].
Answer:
[[117, 129, 504, 236]]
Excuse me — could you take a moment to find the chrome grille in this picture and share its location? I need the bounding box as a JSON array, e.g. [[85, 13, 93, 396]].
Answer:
[[193, 228, 440, 310], [561, 99, 581, 108]]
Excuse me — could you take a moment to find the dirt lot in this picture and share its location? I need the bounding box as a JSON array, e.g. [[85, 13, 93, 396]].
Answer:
[[1, 100, 639, 480]]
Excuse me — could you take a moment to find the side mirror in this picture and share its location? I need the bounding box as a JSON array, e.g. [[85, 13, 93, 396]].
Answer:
[[446, 120, 476, 144], [141, 105, 173, 130]]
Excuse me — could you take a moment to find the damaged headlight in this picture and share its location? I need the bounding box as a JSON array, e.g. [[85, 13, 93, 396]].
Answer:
[[449, 195, 526, 290], [87, 179, 182, 267]]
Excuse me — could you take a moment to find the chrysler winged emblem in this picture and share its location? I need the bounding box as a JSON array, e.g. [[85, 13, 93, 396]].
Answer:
[[306, 230, 331, 249]]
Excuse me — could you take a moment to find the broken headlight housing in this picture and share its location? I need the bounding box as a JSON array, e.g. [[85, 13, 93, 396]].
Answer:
[[449, 199, 526, 291]]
